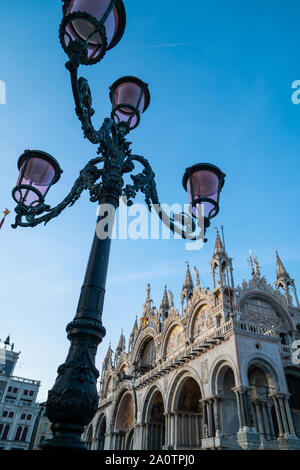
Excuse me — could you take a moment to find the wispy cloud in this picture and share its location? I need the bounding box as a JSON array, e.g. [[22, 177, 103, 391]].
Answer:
[[127, 43, 191, 52], [109, 266, 183, 285]]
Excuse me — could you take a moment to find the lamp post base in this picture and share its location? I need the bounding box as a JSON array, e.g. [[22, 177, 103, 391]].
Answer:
[[42, 423, 87, 451]]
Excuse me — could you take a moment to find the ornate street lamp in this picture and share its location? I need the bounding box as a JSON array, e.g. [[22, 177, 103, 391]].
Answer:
[[12, 150, 62, 208], [60, 0, 126, 64], [110, 76, 150, 132], [11, 0, 226, 451], [183, 163, 225, 235]]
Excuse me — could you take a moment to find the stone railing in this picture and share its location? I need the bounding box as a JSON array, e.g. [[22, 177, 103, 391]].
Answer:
[[124, 319, 283, 390], [10, 376, 40, 386], [135, 319, 283, 388], [233, 319, 278, 339], [279, 343, 292, 359]]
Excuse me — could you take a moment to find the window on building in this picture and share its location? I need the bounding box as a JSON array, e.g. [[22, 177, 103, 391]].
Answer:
[[26, 415, 31, 421], [29, 391, 34, 397], [14, 426, 22, 441], [21, 413, 26, 420], [8, 412, 14, 418], [2, 411, 8, 417], [21, 427, 28, 442], [23, 390, 28, 396], [42, 423, 48, 433], [1, 424, 10, 440], [8, 386, 12, 392]]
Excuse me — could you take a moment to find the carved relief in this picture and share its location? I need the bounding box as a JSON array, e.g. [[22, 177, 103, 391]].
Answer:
[[241, 297, 286, 329]]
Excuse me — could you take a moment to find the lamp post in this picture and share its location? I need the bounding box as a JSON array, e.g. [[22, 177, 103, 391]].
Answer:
[[11, 0, 226, 450]]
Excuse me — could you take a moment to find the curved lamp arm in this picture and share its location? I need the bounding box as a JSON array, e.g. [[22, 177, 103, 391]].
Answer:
[[11, 157, 103, 229], [66, 54, 122, 145], [122, 154, 206, 241]]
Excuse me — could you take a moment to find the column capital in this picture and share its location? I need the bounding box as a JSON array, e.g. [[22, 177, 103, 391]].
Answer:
[[269, 391, 290, 399]]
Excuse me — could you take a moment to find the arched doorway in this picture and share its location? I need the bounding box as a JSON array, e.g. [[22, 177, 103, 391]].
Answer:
[[174, 377, 202, 449], [216, 366, 239, 437], [286, 372, 300, 437], [96, 414, 106, 450], [85, 424, 93, 450], [248, 365, 278, 440], [114, 391, 134, 450], [145, 390, 165, 450]]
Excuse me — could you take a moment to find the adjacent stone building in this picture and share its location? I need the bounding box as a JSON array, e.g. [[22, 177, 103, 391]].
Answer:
[[29, 402, 52, 450], [84, 233, 300, 450], [0, 337, 40, 450]]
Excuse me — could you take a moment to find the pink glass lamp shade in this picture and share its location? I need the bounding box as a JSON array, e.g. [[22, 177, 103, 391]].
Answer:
[[109, 76, 150, 130], [182, 163, 225, 222], [12, 151, 63, 208], [61, 0, 126, 64]]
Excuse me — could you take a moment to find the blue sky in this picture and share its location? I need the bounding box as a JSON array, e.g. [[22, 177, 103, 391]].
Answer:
[[0, 0, 300, 402]]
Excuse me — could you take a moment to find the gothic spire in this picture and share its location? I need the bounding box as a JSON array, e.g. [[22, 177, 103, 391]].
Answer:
[[183, 263, 194, 291], [116, 330, 126, 353], [142, 283, 153, 314], [181, 263, 194, 312], [132, 315, 138, 334], [103, 342, 113, 370], [213, 230, 225, 257], [160, 285, 170, 311], [274, 250, 299, 307], [275, 250, 290, 280]]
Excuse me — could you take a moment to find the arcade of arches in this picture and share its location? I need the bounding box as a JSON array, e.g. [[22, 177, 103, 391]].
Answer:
[[84, 239, 300, 450]]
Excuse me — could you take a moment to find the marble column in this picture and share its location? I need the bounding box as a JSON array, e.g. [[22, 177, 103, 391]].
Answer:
[[261, 402, 271, 439], [266, 402, 276, 439], [213, 396, 223, 437], [283, 395, 296, 436], [254, 401, 264, 435], [208, 399, 215, 437], [233, 389, 244, 432], [246, 387, 257, 432], [174, 414, 179, 448], [104, 432, 111, 450], [271, 395, 284, 438], [170, 412, 175, 448], [277, 395, 290, 436], [163, 413, 169, 449], [201, 400, 209, 438]]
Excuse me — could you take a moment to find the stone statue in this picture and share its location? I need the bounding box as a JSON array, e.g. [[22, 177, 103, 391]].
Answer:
[[193, 266, 201, 289], [168, 290, 174, 308], [253, 256, 261, 278]]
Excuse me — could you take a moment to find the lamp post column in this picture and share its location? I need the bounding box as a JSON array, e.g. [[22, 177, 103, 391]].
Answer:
[[43, 183, 121, 450]]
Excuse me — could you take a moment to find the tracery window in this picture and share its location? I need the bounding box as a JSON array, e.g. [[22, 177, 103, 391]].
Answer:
[[135, 337, 156, 375], [140, 338, 156, 367]]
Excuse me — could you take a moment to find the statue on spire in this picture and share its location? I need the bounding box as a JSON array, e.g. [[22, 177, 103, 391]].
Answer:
[[193, 266, 201, 289], [253, 256, 261, 278]]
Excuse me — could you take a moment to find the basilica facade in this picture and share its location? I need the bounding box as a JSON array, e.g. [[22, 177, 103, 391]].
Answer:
[[84, 233, 300, 450]]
